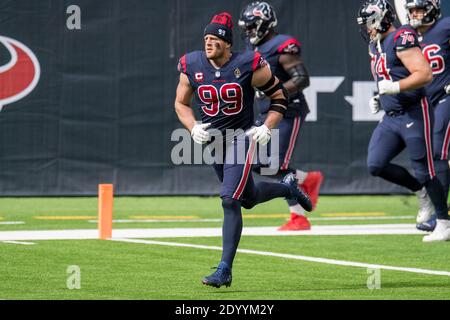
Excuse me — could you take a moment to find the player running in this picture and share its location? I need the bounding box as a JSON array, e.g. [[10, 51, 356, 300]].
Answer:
[[238, 1, 323, 231], [357, 0, 450, 242], [174, 12, 312, 288], [404, 0, 450, 232]]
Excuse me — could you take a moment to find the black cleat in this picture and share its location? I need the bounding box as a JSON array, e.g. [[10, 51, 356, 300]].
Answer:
[[202, 262, 232, 288], [281, 173, 313, 212]]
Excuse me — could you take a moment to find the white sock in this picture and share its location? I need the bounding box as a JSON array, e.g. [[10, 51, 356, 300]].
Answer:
[[289, 204, 305, 216], [296, 170, 308, 184]]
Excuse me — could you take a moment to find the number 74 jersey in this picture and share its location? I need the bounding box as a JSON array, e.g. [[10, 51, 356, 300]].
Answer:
[[369, 25, 426, 112], [178, 50, 266, 133], [419, 17, 450, 107]]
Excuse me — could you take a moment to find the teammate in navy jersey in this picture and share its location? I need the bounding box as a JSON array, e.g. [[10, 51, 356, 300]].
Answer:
[[238, 1, 323, 231], [405, 0, 450, 232], [357, 0, 450, 242], [174, 12, 312, 288]]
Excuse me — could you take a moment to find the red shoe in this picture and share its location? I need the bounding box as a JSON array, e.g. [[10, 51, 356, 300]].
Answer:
[[300, 171, 323, 210], [278, 213, 311, 231]]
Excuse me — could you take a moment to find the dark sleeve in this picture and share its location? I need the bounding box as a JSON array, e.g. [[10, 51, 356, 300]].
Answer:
[[251, 52, 268, 72], [393, 28, 420, 52], [443, 17, 450, 38], [277, 38, 302, 55], [177, 55, 187, 74]]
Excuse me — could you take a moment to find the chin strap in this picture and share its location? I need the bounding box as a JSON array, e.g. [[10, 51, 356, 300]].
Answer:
[[376, 38, 382, 54]]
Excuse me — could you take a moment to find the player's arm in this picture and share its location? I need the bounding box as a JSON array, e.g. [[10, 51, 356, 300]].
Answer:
[[279, 54, 310, 95], [251, 64, 287, 130], [378, 32, 432, 95], [396, 47, 433, 91], [246, 64, 287, 145], [174, 73, 196, 131], [175, 73, 211, 144]]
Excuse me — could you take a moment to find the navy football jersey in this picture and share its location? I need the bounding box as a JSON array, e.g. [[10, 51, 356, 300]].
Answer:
[[369, 25, 427, 112], [250, 34, 309, 114], [418, 17, 450, 106], [178, 51, 266, 132]]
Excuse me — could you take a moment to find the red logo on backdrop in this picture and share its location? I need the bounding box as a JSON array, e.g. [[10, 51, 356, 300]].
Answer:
[[0, 36, 40, 111]]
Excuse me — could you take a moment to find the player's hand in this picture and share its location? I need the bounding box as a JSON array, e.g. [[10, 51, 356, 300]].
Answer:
[[369, 95, 380, 114], [445, 84, 450, 94], [191, 123, 211, 144], [246, 124, 271, 146], [378, 80, 400, 95]]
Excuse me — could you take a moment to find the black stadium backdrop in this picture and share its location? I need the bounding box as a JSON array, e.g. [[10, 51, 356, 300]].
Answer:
[[0, 0, 449, 196]]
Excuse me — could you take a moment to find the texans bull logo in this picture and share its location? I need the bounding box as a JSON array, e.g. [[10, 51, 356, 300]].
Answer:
[[0, 36, 40, 111]]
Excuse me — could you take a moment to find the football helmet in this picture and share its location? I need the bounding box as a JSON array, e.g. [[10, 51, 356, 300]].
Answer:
[[357, 0, 397, 43], [238, 1, 277, 45], [405, 0, 441, 28]]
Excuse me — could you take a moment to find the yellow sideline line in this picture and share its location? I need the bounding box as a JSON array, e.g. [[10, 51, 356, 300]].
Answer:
[[243, 214, 289, 219], [32, 212, 388, 221], [243, 213, 387, 219], [34, 216, 97, 220], [130, 216, 200, 220], [320, 212, 386, 217]]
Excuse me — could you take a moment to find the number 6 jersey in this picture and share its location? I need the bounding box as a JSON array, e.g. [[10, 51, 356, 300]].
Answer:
[[418, 17, 450, 107], [178, 50, 266, 132]]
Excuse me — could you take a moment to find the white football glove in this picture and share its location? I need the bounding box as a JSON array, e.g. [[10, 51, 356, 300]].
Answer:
[[445, 84, 450, 94], [369, 95, 380, 114], [246, 124, 271, 146], [191, 123, 211, 144], [378, 80, 400, 95]]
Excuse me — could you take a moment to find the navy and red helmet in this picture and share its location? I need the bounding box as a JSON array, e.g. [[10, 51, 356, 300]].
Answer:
[[238, 1, 278, 45], [405, 0, 441, 28], [357, 0, 397, 43]]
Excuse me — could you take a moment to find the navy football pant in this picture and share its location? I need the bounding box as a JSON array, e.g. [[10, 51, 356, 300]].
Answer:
[[367, 99, 448, 220], [432, 97, 450, 199], [212, 134, 291, 267], [253, 111, 307, 207]]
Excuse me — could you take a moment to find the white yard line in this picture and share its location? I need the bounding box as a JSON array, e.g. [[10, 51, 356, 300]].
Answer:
[[111, 238, 450, 278], [0, 221, 25, 225], [1, 240, 36, 245], [0, 224, 426, 241]]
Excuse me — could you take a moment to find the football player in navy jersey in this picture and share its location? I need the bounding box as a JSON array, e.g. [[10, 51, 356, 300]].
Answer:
[[357, 0, 450, 242], [238, 1, 323, 231], [405, 0, 450, 231], [174, 12, 312, 288]]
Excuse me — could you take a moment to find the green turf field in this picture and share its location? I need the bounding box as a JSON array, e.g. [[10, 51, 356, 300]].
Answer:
[[0, 195, 449, 300]]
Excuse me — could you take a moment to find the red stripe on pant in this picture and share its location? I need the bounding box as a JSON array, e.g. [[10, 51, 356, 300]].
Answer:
[[232, 139, 257, 200], [421, 98, 436, 179], [281, 116, 301, 171], [441, 122, 450, 160]]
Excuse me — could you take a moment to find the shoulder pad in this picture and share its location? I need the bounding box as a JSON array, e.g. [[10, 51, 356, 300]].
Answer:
[[277, 37, 302, 54]]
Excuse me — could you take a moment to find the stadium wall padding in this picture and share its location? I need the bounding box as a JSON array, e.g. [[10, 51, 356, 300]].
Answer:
[[0, 0, 430, 195]]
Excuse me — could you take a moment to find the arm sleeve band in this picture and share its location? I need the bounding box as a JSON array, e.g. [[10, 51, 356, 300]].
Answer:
[[263, 81, 284, 97], [286, 63, 310, 91], [269, 99, 288, 115], [256, 75, 276, 92]]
